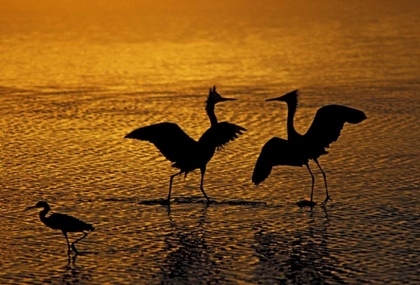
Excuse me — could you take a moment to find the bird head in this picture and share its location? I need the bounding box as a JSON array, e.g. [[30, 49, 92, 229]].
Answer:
[[25, 201, 49, 211], [206, 86, 237, 105], [266, 89, 299, 104]]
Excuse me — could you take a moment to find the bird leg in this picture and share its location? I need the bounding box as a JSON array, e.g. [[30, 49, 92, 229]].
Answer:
[[67, 252, 77, 267], [71, 232, 88, 255], [199, 166, 211, 203], [314, 159, 332, 206], [62, 231, 72, 255], [306, 163, 315, 203], [168, 171, 182, 203], [71, 244, 78, 255]]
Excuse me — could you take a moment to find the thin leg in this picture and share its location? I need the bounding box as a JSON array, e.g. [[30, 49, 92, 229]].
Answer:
[[67, 252, 77, 266], [165, 203, 171, 217], [71, 232, 88, 254], [63, 231, 71, 254], [199, 166, 211, 203], [168, 171, 181, 203], [71, 254, 77, 265], [314, 158, 332, 206], [67, 254, 72, 267], [306, 163, 315, 202]]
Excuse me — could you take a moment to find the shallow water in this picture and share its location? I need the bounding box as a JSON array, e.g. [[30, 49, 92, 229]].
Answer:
[[1, 1, 420, 284]]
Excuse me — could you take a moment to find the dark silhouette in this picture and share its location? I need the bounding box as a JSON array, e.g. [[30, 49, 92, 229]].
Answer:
[[25, 201, 95, 254], [251, 208, 353, 284], [125, 86, 246, 203], [252, 90, 366, 206], [159, 204, 218, 284]]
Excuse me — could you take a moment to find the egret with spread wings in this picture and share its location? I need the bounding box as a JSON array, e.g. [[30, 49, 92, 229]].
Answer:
[[125, 86, 246, 203], [252, 90, 366, 205]]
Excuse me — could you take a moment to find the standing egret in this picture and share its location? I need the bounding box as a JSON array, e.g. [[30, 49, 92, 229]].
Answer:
[[26, 201, 94, 254], [125, 86, 246, 203], [252, 90, 366, 205]]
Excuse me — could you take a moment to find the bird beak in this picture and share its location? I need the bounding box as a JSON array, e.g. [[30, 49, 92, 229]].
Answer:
[[265, 96, 283, 102], [266, 90, 298, 102], [25, 205, 36, 211], [220, 97, 237, 102]]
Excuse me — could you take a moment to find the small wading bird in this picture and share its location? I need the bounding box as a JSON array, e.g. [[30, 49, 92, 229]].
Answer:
[[125, 86, 246, 203], [26, 201, 94, 254], [252, 90, 366, 206]]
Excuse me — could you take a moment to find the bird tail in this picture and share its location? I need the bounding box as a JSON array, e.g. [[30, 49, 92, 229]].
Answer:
[[87, 224, 95, 232]]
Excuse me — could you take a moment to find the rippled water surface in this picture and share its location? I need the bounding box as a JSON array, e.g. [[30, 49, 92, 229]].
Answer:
[[1, 1, 420, 284]]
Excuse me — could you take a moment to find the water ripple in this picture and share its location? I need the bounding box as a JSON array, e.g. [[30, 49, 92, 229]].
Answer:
[[2, 86, 420, 284]]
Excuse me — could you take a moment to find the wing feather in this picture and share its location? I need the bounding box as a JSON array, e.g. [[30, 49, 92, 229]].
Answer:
[[304, 105, 366, 149], [252, 137, 308, 185], [198, 122, 246, 150], [48, 213, 94, 232], [124, 122, 198, 163]]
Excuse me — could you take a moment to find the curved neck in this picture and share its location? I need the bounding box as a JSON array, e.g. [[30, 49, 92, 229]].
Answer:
[[206, 102, 218, 126], [39, 205, 50, 224], [286, 101, 300, 139]]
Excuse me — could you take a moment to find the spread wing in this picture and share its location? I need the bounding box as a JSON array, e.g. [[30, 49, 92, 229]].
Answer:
[[124, 122, 198, 163], [304, 104, 367, 149], [198, 122, 246, 150], [252, 137, 308, 185]]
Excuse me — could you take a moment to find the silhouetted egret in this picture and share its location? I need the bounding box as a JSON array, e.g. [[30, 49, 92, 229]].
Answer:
[[26, 201, 95, 254], [125, 86, 246, 203], [252, 90, 366, 205]]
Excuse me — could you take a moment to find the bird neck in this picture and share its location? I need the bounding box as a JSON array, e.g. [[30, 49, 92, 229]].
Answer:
[[206, 102, 218, 126], [39, 205, 50, 224], [286, 100, 300, 140]]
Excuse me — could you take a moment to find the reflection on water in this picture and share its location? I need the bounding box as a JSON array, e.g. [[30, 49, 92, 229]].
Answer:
[[1, 0, 420, 284], [42, 255, 93, 285], [138, 197, 267, 207], [159, 205, 229, 284], [252, 210, 337, 284]]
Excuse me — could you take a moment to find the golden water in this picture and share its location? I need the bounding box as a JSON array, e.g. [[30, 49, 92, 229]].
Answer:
[[1, 1, 419, 284]]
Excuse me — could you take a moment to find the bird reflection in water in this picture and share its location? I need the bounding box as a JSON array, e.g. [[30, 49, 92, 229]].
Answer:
[[125, 86, 246, 204], [40, 253, 93, 285], [25, 201, 95, 256], [159, 204, 232, 284], [67, 251, 78, 267], [252, 207, 347, 284], [253, 90, 366, 206]]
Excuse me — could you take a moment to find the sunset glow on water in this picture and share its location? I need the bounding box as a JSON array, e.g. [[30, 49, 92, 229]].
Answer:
[[1, 1, 419, 284]]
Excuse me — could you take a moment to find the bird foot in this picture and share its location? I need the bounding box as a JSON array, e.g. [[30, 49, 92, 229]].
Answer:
[[205, 199, 213, 205], [321, 196, 332, 207]]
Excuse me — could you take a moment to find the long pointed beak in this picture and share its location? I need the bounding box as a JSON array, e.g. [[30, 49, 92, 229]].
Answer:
[[266, 89, 298, 102], [25, 205, 36, 211], [220, 97, 237, 102], [265, 96, 283, 102]]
